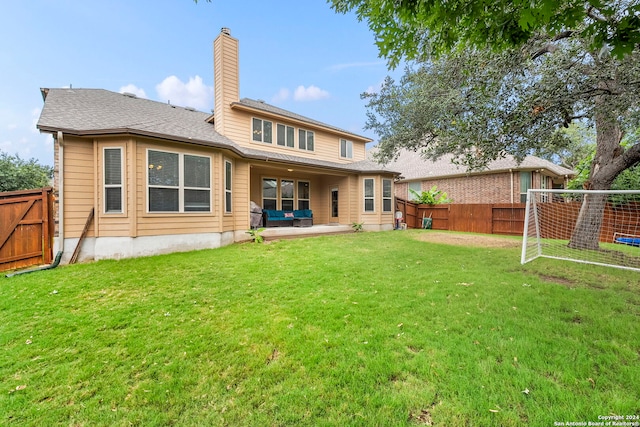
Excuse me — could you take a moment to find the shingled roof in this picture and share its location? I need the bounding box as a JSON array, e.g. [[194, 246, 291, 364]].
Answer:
[[367, 148, 575, 181], [38, 88, 395, 174], [232, 98, 371, 142]]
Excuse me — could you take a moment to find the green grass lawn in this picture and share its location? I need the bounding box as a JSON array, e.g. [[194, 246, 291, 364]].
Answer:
[[1, 230, 639, 426]]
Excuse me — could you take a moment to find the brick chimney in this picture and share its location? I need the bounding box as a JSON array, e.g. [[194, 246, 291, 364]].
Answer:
[[213, 27, 239, 135]]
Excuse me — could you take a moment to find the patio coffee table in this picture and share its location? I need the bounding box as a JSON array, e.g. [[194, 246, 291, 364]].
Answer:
[[293, 218, 313, 227]]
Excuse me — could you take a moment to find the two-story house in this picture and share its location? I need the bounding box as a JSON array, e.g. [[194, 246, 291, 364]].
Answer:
[[37, 28, 397, 263]]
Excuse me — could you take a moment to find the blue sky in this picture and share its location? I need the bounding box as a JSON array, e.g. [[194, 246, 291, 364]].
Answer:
[[0, 0, 402, 166]]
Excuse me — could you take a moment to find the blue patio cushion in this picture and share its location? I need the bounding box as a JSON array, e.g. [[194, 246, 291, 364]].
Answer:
[[263, 209, 289, 220], [293, 209, 312, 218]]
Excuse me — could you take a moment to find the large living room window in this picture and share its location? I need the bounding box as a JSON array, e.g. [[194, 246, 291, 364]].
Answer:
[[364, 178, 375, 212], [262, 178, 311, 210], [277, 124, 295, 148], [382, 179, 392, 212], [298, 129, 314, 151], [147, 149, 211, 212], [340, 139, 353, 159], [252, 118, 273, 144], [104, 147, 123, 213]]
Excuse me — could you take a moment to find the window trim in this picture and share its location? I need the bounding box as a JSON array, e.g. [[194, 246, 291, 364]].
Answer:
[[340, 139, 353, 159], [297, 180, 310, 210], [276, 123, 295, 148], [262, 177, 278, 210], [382, 179, 393, 212], [103, 147, 124, 214], [224, 159, 232, 214], [252, 117, 273, 144], [363, 178, 375, 212], [298, 128, 314, 152], [146, 149, 212, 213]]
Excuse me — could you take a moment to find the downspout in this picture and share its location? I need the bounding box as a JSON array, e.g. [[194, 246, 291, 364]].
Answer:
[[57, 131, 65, 256]]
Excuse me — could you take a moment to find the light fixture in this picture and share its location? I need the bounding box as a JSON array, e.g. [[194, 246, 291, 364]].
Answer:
[[287, 169, 294, 172]]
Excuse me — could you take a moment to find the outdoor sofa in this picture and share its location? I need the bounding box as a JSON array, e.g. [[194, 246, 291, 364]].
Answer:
[[262, 209, 313, 227]]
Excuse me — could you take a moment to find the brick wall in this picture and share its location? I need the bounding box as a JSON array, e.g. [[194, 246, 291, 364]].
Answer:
[[397, 172, 516, 204]]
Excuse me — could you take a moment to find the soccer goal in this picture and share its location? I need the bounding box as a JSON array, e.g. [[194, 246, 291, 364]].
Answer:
[[521, 189, 640, 271]]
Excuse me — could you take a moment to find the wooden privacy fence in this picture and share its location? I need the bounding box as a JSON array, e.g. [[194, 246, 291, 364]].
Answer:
[[395, 198, 526, 236], [0, 188, 54, 272]]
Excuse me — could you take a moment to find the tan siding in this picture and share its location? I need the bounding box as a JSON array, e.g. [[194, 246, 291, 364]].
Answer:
[[233, 160, 250, 230], [63, 137, 95, 238], [224, 109, 369, 165]]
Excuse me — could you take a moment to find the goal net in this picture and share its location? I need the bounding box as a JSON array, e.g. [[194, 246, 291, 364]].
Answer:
[[521, 189, 640, 271]]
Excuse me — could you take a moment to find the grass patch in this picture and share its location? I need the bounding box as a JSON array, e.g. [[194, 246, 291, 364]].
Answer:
[[1, 230, 639, 426]]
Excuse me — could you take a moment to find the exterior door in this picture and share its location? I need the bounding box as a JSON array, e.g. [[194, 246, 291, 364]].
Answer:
[[331, 188, 339, 220]]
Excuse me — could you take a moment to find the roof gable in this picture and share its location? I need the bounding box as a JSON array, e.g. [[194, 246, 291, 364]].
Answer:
[[37, 88, 396, 175]]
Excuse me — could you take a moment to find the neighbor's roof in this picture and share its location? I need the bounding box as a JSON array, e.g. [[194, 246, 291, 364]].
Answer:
[[37, 88, 394, 174], [367, 148, 575, 181]]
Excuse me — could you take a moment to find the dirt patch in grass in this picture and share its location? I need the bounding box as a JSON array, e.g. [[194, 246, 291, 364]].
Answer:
[[413, 231, 521, 249]]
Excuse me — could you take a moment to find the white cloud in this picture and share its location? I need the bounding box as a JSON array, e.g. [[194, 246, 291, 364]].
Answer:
[[271, 88, 290, 103], [364, 80, 386, 95], [293, 85, 330, 102], [119, 84, 147, 99], [155, 75, 213, 111], [7, 124, 18, 130]]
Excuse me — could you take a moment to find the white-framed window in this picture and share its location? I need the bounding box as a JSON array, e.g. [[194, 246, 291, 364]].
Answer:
[[298, 181, 310, 210], [364, 178, 375, 212], [298, 129, 314, 151], [408, 182, 422, 200], [147, 149, 211, 213], [252, 118, 273, 144], [382, 179, 392, 212], [277, 124, 295, 148], [224, 160, 232, 213], [520, 171, 532, 203], [262, 178, 277, 210], [340, 139, 353, 159], [104, 147, 123, 213], [281, 179, 294, 210]]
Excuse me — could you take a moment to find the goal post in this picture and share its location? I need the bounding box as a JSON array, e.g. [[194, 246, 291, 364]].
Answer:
[[521, 189, 640, 271]]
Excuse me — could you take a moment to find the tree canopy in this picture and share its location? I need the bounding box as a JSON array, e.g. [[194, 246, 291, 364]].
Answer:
[[330, 0, 640, 67], [0, 151, 53, 193]]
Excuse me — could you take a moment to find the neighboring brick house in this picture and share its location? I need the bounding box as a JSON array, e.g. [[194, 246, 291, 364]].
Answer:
[[369, 149, 575, 204]]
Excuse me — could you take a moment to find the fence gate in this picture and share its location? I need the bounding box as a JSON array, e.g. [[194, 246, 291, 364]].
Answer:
[[0, 188, 54, 272]]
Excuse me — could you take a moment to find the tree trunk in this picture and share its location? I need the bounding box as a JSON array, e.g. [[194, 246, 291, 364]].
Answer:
[[568, 83, 622, 250]]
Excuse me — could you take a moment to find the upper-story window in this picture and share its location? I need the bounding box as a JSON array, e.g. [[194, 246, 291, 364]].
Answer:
[[252, 118, 273, 144], [340, 139, 353, 159], [298, 129, 314, 151], [104, 147, 123, 213], [277, 124, 295, 148]]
